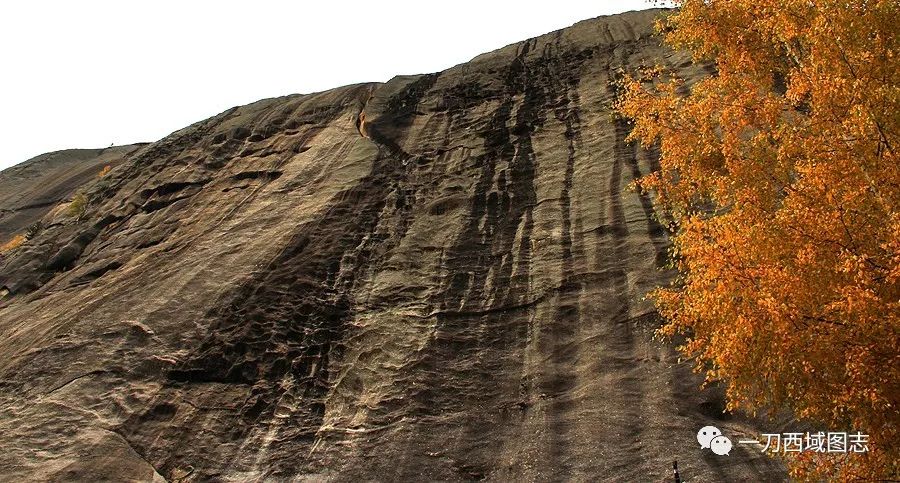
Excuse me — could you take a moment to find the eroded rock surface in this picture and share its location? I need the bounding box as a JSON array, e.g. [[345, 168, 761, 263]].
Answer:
[[0, 9, 785, 482], [0, 145, 144, 241]]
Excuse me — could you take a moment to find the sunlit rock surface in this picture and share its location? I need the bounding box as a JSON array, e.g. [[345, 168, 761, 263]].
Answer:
[[0, 9, 785, 482], [0, 145, 144, 241]]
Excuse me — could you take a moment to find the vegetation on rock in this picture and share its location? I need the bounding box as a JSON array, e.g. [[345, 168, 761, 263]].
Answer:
[[66, 193, 89, 220], [0, 234, 26, 255], [24, 222, 41, 240]]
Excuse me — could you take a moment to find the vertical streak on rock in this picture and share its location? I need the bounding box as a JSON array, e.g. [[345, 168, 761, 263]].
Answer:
[[568, 85, 589, 274], [589, 43, 648, 465], [531, 34, 583, 478], [635, 144, 671, 266], [386, 39, 545, 480], [624, 135, 668, 268]]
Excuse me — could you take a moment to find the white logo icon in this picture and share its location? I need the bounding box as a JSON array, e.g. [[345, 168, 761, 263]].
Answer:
[[698, 425, 733, 456], [710, 435, 733, 456], [697, 425, 721, 449]]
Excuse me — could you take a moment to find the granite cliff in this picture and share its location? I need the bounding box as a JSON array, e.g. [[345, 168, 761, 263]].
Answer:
[[0, 9, 786, 482]]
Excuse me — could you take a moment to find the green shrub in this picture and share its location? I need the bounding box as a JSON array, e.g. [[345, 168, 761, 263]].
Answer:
[[67, 193, 88, 220]]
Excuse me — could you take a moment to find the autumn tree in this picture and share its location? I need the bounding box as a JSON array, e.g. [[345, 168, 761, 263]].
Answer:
[[619, 1, 898, 479]]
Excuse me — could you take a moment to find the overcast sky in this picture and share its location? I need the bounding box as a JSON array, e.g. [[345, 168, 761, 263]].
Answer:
[[0, 0, 659, 170]]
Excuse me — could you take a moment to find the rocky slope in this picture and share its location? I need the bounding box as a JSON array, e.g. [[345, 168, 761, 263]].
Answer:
[[0, 9, 786, 482], [0, 145, 144, 241]]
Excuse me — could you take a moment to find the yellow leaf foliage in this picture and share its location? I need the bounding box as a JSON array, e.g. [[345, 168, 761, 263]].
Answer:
[[0, 234, 25, 254], [619, 1, 898, 479]]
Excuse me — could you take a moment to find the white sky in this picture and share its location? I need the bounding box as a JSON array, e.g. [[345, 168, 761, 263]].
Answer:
[[0, 0, 659, 170]]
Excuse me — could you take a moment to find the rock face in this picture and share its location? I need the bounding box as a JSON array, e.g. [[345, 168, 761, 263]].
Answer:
[[0, 145, 144, 241], [0, 9, 785, 482]]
